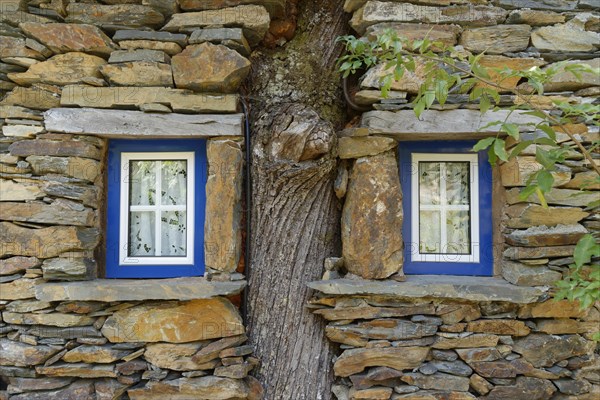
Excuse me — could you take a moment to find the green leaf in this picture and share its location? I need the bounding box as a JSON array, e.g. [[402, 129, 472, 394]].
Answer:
[[473, 137, 495, 152], [479, 120, 503, 131], [534, 137, 557, 146], [510, 140, 533, 158], [538, 124, 557, 142], [502, 123, 520, 139], [435, 80, 448, 106], [536, 146, 556, 170], [573, 234, 600, 268], [537, 170, 554, 192], [471, 61, 490, 79], [518, 185, 537, 201], [494, 139, 509, 162], [414, 99, 426, 118], [480, 95, 491, 114], [424, 90, 435, 108], [522, 110, 547, 119], [536, 187, 548, 208], [487, 146, 498, 166]]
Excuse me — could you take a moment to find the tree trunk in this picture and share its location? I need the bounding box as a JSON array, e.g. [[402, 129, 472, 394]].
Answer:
[[245, 1, 349, 398]]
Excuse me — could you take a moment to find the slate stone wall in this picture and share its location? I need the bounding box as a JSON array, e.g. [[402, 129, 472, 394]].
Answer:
[[0, 0, 281, 398], [312, 1, 599, 399]]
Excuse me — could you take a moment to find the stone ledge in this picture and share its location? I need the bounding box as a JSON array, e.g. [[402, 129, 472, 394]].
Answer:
[[308, 276, 548, 304], [35, 277, 246, 302], [44, 108, 244, 138], [361, 109, 543, 139]]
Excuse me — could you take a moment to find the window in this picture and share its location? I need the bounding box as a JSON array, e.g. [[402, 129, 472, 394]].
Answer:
[[399, 141, 493, 276], [106, 140, 206, 278]]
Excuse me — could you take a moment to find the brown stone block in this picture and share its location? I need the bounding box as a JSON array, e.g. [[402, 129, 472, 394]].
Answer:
[[127, 376, 249, 400], [342, 151, 403, 279], [7, 53, 106, 87], [0, 338, 60, 367], [9, 139, 101, 160], [500, 156, 571, 188], [0, 256, 40, 276], [0, 222, 100, 259], [204, 140, 243, 272], [513, 334, 594, 368], [145, 342, 225, 371], [477, 56, 545, 92], [1, 86, 61, 110], [467, 319, 530, 336], [100, 62, 173, 87], [432, 333, 499, 349], [518, 299, 588, 319], [505, 224, 587, 247], [162, 6, 270, 47], [118, 40, 183, 55], [172, 43, 250, 93], [101, 298, 244, 343], [19, 23, 116, 56], [35, 363, 117, 378], [65, 3, 164, 29], [460, 25, 531, 54], [334, 346, 429, 377]]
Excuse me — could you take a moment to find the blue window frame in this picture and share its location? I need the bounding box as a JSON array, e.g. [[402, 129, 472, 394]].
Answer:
[[106, 139, 206, 278], [399, 141, 493, 276]]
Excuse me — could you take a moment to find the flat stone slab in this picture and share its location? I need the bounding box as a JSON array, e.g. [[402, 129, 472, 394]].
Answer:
[[113, 30, 187, 46], [308, 276, 547, 304], [361, 109, 543, 139], [108, 49, 171, 64], [36, 277, 246, 302], [44, 108, 243, 138]]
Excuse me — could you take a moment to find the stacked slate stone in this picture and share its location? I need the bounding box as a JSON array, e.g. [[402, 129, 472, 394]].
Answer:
[[0, 0, 282, 398], [312, 0, 600, 399], [309, 286, 600, 400], [348, 0, 599, 111]]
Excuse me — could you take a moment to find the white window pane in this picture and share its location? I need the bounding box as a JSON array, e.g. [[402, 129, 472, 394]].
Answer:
[[161, 160, 187, 206], [419, 162, 440, 205], [446, 162, 470, 205], [446, 210, 471, 254], [420, 210, 441, 254], [161, 211, 187, 256], [130, 161, 156, 206], [129, 211, 155, 256]]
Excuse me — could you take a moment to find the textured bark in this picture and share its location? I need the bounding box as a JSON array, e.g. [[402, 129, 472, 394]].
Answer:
[[245, 1, 348, 398]]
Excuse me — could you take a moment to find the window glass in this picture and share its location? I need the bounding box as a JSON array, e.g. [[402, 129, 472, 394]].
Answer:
[[399, 141, 493, 276], [418, 161, 471, 255], [106, 139, 206, 278], [128, 160, 188, 258]]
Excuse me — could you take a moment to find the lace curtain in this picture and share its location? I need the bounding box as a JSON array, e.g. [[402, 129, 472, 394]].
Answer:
[[128, 160, 188, 258], [419, 161, 471, 255]]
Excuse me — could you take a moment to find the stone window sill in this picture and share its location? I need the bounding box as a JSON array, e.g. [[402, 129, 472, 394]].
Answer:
[[35, 277, 246, 302], [308, 275, 548, 304]]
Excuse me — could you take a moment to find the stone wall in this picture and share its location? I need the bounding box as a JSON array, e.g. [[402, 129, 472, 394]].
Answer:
[[310, 279, 600, 400], [311, 0, 599, 399], [0, 0, 280, 398]]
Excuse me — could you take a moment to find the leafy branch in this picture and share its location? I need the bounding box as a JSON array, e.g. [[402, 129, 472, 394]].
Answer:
[[337, 30, 600, 320]]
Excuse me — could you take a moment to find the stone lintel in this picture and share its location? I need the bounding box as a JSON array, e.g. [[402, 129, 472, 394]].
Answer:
[[308, 276, 547, 304], [361, 109, 543, 139], [36, 277, 246, 302], [44, 108, 244, 138]]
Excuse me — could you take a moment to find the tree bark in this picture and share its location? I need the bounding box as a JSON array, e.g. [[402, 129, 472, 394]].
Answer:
[[245, 1, 349, 399]]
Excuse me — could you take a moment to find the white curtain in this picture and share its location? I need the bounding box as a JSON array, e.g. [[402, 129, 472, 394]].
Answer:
[[419, 161, 470, 255], [160, 161, 187, 256], [128, 160, 188, 258]]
